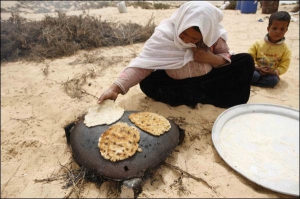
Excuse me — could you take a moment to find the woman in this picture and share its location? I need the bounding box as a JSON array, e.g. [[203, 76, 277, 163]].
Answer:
[[98, 1, 254, 108]]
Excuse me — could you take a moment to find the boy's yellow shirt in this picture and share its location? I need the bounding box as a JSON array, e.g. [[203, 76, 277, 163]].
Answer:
[[248, 37, 291, 75]]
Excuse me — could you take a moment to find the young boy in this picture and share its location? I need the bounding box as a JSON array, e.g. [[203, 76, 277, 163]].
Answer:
[[248, 11, 291, 88]]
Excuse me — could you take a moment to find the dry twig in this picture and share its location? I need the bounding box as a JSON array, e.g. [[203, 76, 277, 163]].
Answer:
[[162, 162, 220, 196], [1, 163, 22, 193]]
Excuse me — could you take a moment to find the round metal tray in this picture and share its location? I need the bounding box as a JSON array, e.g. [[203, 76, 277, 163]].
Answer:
[[212, 103, 299, 196]]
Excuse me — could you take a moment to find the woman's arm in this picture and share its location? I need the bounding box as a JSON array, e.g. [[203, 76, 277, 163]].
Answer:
[[98, 67, 152, 103], [114, 67, 153, 94]]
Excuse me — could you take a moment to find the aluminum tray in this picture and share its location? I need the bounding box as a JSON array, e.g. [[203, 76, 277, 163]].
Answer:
[[212, 103, 299, 196]]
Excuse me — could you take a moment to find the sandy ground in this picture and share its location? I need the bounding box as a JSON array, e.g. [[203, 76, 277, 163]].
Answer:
[[1, 2, 299, 198]]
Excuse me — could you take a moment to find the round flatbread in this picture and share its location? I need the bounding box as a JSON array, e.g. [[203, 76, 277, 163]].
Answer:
[[98, 122, 141, 162], [84, 100, 124, 127], [128, 112, 171, 136]]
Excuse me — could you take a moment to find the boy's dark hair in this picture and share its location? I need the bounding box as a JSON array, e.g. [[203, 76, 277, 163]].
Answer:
[[268, 11, 291, 27]]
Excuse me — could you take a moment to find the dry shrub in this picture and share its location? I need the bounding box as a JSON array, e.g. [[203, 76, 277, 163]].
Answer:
[[1, 11, 156, 62], [127, 1, 154, 9], [127, 1, 177, 10], [62, 69, 96, 99], [225, 1, 237, 10], [153, 3, 171, 10], [69, 52, 124, 67], [291, 3, 299, 12], [42, 63, 50, 76], [1, 13, 42, 61]]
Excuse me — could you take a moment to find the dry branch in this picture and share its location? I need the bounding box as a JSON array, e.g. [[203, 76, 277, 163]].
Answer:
[[162, 161, 220, 196]]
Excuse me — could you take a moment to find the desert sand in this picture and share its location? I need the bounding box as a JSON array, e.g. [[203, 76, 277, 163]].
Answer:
[[1, 1, 299, 198]]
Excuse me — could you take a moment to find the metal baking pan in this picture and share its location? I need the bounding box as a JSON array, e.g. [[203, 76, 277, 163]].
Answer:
[[212, 103, 299, 196], [68, 111, 181, 181]]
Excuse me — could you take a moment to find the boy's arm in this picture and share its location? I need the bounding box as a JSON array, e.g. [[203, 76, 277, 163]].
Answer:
[[248, 42, 259, 68], [275, 48, 291, 75]]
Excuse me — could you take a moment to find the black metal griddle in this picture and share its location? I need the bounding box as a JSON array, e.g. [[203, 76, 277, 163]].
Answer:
[[68, 111, 181, 181]]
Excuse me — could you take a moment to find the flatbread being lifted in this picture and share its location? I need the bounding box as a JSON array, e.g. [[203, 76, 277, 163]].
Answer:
[[98, 122, 141, 162], [84, 100, 124, 127], [129, 112, 171, 136]]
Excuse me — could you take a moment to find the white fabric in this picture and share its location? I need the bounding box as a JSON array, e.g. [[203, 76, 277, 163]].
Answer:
[[127, 1, 228, 70]]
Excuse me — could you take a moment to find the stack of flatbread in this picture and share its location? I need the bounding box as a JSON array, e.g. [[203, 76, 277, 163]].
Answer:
[[84, 100, 124, 127]]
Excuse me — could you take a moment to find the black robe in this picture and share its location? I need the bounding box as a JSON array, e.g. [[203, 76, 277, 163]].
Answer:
[[139, 53, 255, 108]]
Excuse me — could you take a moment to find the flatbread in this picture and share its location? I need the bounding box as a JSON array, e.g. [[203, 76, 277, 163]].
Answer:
[[98, 122, 141, 162], [84, 100, 124, 127], [129, 112, 171, 136]]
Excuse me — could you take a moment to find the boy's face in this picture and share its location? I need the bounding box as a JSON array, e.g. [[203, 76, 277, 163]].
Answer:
[[267, 20, 289, 43]]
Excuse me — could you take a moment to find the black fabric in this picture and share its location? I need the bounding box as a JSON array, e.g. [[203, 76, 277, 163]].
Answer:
[[139, 53, 255, 108]]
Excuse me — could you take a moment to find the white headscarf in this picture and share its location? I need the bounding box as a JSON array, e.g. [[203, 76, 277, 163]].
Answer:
[[127, 1, 227, 70]]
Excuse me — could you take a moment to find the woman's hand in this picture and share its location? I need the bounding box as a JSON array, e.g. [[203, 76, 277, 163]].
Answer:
[[98, 84, 122, 104], [191, 47, 226, 67], [192, 47, 213, 63]]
